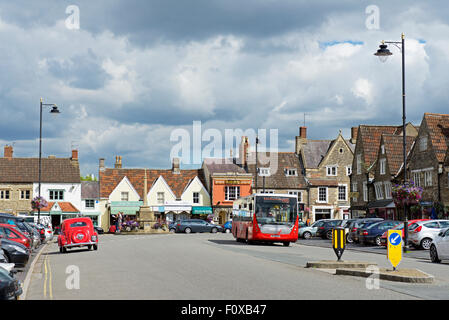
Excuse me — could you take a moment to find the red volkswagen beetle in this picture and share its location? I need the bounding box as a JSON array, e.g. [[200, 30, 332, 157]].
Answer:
[[58, 217, 99, 253]]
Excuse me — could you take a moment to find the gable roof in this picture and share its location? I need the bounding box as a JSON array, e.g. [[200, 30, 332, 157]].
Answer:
[[301, 140, 333, 169], [381, 134, 415, 175], [245, 152, 307, 189], [358, 125, 399, 166], [81, 181, 99, 199], [99, 168, 205, 199], [0, 158, 80, 183], [423, 113, 449, 162], [34, 201, 80, 213], [202, 158, 247, 174]]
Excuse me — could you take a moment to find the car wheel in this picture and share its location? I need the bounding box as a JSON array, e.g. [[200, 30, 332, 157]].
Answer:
[[169, 228, 176, 233], [211, 228, 218, 233], [346, 234, 353, 243], [184, 227, 192, 234], [303, 231, 312, 240], [283, 242, 290, 247], [375, 236, 382, 246], [87, 245, 92, 250], [326, 231, 332, 240], [430, 244, 441, 263], [225, 229, 231, 234], [420, 238, 432, 250], [93, 244, 98, 251], [59, 247, 63, 253]]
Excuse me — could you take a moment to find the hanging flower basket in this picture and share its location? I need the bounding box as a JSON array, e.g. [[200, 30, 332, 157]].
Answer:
[[391, 180, 423, 208], [31, 196, 48, 210]]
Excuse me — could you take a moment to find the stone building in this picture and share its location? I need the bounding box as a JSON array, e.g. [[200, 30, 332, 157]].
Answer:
[[349, 124, 418, 218], [407, 113, 449, 218], [295, 127, 355, 222], [0, 145, 81, 226], [370, 134, 415, 220]]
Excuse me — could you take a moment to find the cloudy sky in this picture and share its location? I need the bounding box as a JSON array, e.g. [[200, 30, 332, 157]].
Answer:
[[0, 0, 448, 176]]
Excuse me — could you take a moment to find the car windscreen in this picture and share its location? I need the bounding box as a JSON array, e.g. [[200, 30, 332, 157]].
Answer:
[[255, 196, 298, 225], [70, 221, 88, 228]]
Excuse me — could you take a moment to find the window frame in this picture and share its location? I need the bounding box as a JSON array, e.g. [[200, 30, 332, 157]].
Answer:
[[317, 187, 328, 203], [49, 189, 64, 201]]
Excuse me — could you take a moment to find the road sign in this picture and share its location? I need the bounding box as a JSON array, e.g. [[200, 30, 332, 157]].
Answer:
[[332, 228, 346, 261], [387, 229, 402, 269]]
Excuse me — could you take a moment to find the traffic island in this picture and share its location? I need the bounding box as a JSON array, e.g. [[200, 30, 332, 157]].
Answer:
[[306, 260, 378, 269], [336, 268, 434, 283]]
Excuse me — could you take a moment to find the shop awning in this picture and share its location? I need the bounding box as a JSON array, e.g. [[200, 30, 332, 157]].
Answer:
[[192, 206, 213, 215], [110, 201, 142, 215], [367, 200, 395, 209]]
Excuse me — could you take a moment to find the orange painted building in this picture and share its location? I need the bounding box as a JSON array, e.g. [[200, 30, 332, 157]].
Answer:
[[202, 159, 253, 224]]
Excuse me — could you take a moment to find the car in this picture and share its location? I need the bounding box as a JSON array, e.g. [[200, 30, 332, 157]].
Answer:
[[0, 224, 31, 249], [348, 218, 384, 243], [0, 214, 36, 249], [408, 220, 449, 250], [0, 238, 30, 267], [298, 221, 307, 229], [336, 219, 357, 242], [379, 219, 430, 247], [94, 226, 104, 235], [175, 219, 223, 234], [0, 265, 22, 300], [298, 219, 334, 239], [430, 228, 449, 263], [358, 220, 402, 246], [222, 221, 232, 233], [29, 223, 46, 243], [316, 220, 343, 240], [58, 217, 99, 253]]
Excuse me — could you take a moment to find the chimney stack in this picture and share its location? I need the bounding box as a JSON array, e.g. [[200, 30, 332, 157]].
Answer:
[[71, 149, 78, 161], [114, 156, 122, 169], [4, 145, 13, 159], [99, 158, 105, 172], [351, 127, 358, 144], [238, 136, 249, 167], [295, 126, 308, 154], [172, 157, 180, 174]]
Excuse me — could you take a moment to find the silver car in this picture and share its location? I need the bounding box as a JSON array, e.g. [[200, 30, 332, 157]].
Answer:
[[408, 220, 449, 250], [299, 219, 334, 239], [430, 228, 449, 263]]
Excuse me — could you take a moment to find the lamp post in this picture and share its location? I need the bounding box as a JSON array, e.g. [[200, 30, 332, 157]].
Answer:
[[374, 33, 408, 252], [38, 98, 60, 224]]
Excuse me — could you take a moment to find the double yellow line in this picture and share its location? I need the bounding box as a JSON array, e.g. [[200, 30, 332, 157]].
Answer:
[[43, 254, 53, 299]]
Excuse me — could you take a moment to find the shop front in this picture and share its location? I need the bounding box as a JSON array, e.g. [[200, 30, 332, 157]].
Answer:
[[192, 206, 213, 222], [163, 203, 192, 223], [109, 201, 142, 226]]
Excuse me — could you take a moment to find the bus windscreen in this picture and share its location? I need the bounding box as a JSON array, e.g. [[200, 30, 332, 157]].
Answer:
[[255, 196, 297, 225]]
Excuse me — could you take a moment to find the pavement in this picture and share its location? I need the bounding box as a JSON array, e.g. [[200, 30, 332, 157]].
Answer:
[[21, 233, 449, 300]]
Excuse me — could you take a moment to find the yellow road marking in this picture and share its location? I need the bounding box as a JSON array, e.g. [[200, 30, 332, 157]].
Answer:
[[43, 254, 47, 298], [48, 255, 53, 300]]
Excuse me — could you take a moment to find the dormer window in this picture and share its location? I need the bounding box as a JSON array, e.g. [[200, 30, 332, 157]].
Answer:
[[285, 168, 297, 176], [419, 136, 428, 152], [381, 144, 385, 155], [258, 168, 271, 176]]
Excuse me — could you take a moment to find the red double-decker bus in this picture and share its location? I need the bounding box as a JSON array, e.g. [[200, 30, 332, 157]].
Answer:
[[232, 194, 299, 246]]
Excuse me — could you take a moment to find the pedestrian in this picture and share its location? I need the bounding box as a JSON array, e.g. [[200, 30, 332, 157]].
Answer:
[[306, 218, 310, 226]]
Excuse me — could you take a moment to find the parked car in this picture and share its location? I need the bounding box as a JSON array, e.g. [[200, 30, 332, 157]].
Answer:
[[0, 265, 22, 300], [169, 221, 178, 233], [222, 221, 232, 233], [298, 219, 334, 239], [348, 218, 384, 243], [0, 224, 31, 249], [316, 219, 343, 240], [0, 214, 35, 249], [358, 220, 402, 246], [58, 217, 99, 253], [29, 223, 46, 243], [336, 219, 357, 242], [0, 238, 30, 267], [379, 219, 430, 247], [408, 220, 449, 250], [94, 226, 104, 235], [430, 228, 449, 263], [175, 219, 223, 234]]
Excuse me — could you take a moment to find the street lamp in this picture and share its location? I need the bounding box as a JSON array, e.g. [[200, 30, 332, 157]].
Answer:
[[38, 98, 61, 224], [374, 33, 408, 252]]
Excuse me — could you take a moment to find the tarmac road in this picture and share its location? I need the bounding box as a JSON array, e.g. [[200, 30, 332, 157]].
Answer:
[[24, 233, 449, 300]]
